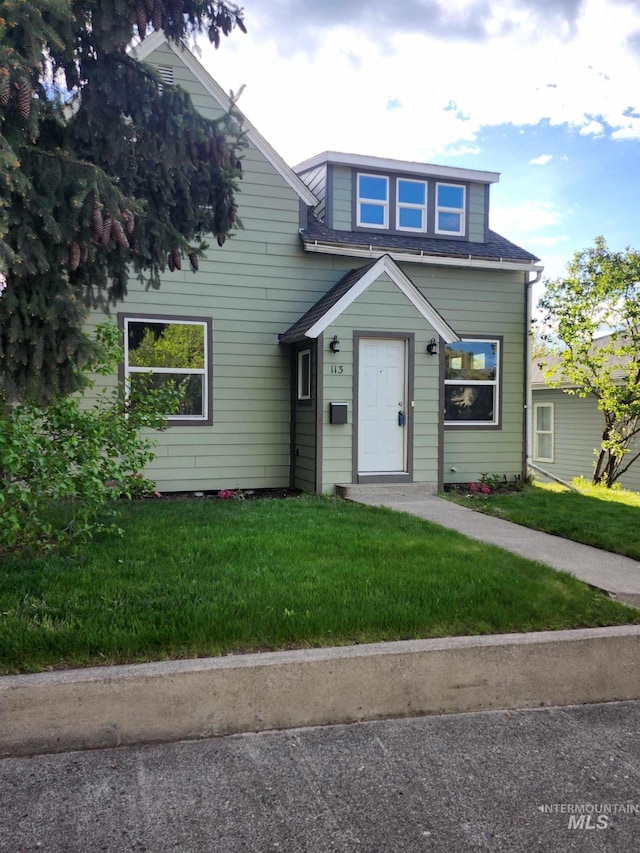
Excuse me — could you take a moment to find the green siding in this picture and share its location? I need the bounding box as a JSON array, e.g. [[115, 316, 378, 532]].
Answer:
[[331, 166, 352, 230], [532, 388, 640, 492], [468, 183, 485, 242]]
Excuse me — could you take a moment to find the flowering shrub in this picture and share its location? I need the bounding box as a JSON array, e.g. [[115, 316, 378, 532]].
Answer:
[[218, 489, 235, 499], [468, 482, 491, 495]]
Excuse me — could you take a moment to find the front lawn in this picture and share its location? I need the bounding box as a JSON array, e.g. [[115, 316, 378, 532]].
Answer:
[[2, 495, 638, 674], [445, 480, 640, 560]]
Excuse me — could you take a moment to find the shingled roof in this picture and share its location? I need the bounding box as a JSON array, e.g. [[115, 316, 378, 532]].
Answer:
[[279, 255, 458, 344], [300, 211, 539, 265], [532, 334, 637, 387]]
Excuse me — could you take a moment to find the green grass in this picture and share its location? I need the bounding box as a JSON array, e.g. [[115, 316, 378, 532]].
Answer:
[[445, 480, 640, 559], [1, 495, 638, 674]]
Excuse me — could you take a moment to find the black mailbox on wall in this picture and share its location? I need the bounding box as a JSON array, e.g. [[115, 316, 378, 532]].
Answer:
[[329, 402, 348, 425]]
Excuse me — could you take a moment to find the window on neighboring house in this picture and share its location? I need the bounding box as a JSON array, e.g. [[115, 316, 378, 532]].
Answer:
[[444, 339, 500, 425], [533, 402, 554, 462], [436, 183, 465, 235], [357, 173, 389, 228], [297, 348, 311, 401], [396, 179, 427, 232], [123, 316, 211, 424]]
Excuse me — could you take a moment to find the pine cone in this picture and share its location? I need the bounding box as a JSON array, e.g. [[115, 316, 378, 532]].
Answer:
[[171, 248, 182, 270], [168, 251, 175, 272], [91, 208, 104, 243], [123, 209, 135, 235], [136, 1, 147, 40], [69, 242, 81, 272], [188, 252, 199, 272], [152, 0, 164, 31], [80, 244, 89, 264], [217, 235, 226, 247], [16, 79, 31, 120], [0, 69, 10, 107], [168, 0, 184, 19], [145, 0, 154, 14], [101, 215, 113, 245], [112, 219, 130, 249]]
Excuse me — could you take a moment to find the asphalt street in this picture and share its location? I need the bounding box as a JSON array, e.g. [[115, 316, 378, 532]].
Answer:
[[1, 700, 639, 852]]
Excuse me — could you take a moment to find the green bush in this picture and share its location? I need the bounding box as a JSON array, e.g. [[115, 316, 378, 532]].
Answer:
[[0, 324, 178, 554]]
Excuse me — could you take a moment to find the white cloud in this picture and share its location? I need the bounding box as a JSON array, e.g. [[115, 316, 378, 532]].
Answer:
[[579, 119, 605, 136], [490, 201, 563, 235], [202, 0, 640, 165], [529, 154, 553, 165], [527, 235, 570, 247]]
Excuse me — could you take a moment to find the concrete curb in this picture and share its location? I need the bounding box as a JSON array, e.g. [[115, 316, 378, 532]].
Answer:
[[2, 626, 640, 757]]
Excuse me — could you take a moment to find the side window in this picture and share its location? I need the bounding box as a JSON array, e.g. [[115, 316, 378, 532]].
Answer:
[[533, 403, 554, 462], [297, 348, 311, 401], [436, 183, 466, 235], [357, 173, 389, 228], [444, 339, 499, 426], [396, 179, 427, 232], [124, 316, 210, 424]]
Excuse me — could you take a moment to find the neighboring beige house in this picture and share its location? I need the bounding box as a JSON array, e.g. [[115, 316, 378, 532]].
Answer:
[[531, 340, 640, 492], [90, 32, 542, 495]]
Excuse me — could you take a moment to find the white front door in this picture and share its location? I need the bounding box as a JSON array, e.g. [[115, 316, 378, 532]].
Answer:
[[358, 338, 407, 474]]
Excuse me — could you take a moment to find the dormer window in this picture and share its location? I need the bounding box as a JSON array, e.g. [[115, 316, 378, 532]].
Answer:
[[357, 174, 389, 228], [436, 183, 465, 235], [354, 171, 467, 237], [396, 179, 427, 232]]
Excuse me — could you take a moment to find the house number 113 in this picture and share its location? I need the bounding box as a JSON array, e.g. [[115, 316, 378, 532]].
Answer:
[[330, 364, 344, 374]]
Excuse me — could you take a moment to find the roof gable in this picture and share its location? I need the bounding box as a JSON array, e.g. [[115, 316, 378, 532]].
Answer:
[[132, 32, 317, 207], [279, 255, 459, 344]]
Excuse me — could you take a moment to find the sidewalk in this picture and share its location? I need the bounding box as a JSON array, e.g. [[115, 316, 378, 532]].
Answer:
[[350, 494, 640, 608]]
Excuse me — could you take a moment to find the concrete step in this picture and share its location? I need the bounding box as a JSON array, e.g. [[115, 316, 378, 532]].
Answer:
[[335, 482, 438, 501]]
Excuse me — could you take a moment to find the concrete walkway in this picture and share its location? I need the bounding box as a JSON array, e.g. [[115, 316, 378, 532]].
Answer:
[[350, 494, 640, 608]]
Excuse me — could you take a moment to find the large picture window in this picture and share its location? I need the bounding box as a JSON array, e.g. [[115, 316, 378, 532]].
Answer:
[[533, 402, 554, 462], [444, 339, 499, 425], [123, 316, 210, 424]]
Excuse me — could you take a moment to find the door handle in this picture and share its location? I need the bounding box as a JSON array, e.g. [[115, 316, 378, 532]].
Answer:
[[398, 411, 405, 427]]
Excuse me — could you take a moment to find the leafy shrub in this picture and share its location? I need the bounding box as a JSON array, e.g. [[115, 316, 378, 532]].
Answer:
[[0, 324, 178, 554]]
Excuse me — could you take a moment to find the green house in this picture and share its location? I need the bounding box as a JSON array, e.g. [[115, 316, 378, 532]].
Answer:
[[92, 33, 542, 495]]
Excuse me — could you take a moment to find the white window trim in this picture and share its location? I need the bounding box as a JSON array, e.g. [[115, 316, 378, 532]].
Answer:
[[356, 173, 389, 229], [533, 402, 554, 463], [396, 178, 427, 232], [435, 182, 466, 236], [444, 338, 499, 426], [297, 348, 311, 401], [124, 316, 209, 422]]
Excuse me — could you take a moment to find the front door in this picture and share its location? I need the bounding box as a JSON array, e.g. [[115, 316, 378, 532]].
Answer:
[[358, 337, 407, 474]]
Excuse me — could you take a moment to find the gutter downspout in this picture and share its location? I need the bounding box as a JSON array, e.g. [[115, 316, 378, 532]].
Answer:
[[524, 268, 543, 477]]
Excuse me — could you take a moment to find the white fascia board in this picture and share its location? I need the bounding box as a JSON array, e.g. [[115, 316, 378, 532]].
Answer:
[[132, 33, 318, 207], [305, 255, 459, 344], [294, 151, 500, 185], [302, 239, 543, 274]]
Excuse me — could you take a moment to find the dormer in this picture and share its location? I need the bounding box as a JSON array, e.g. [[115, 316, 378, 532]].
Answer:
[[294, 152, 500, 244]]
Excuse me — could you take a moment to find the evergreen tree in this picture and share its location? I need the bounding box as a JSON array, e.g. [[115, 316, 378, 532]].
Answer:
[[0, 0, 246, 402]]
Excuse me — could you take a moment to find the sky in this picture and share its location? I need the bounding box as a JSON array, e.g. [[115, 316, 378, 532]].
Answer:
[[196, 0, 640, 306]]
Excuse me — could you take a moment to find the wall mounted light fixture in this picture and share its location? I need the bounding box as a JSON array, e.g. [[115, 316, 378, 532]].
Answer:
[[426, 338, 438, 356], [329, 335, 340, 354]]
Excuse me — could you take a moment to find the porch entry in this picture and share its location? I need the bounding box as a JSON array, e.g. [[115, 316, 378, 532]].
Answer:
[[358, 337, 408, 474]]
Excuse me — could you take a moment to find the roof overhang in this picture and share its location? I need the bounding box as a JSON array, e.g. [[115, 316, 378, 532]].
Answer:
[[304, 255, 459, 343], [294, 150, 500, 185], [301, 238, 543, 274], [132, 32, 318, 207]]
